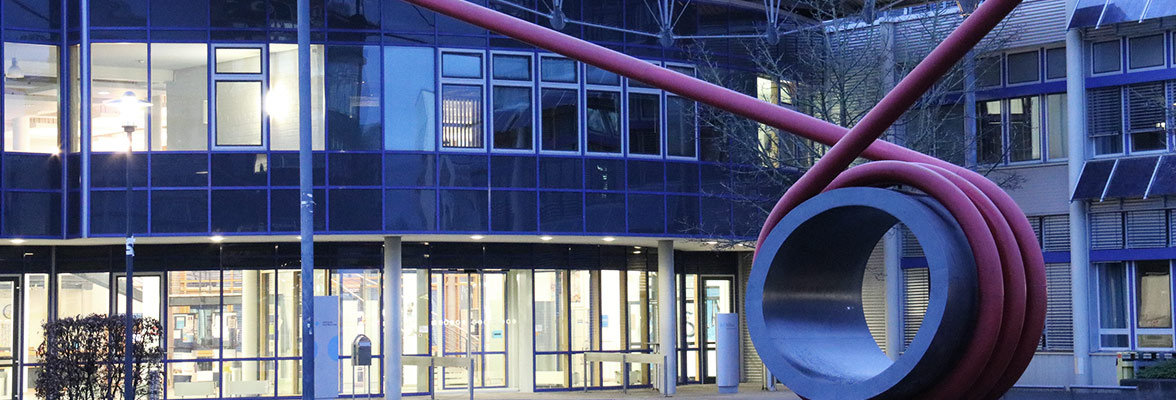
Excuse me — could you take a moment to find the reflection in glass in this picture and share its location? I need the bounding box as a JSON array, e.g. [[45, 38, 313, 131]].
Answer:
[[224, 360, 275, 397], [628, 93, 660, 155], [270, 44, 326, 150], [442, 53, 483, 78], [493, 86, 533, 150], [92, 43, 148, 151], [169, 271, 222, 359], [492, 54, 531, 80], [1008, 96, 1040, 162], [169, 361, 220, 399], [1136, 261, 1172, 329], [116, 276, 162, 321], [441, 85, 484, 148], [327, 45, 382, 150], [384, 46, 435, 151], [667, 96, 696, 157], [151, 43, 208, 151], [4, 43, 60, 153], [1046, 93, 1067, 160], [541, 88, 578, 151], [586, 91, 621, 153], [977, 100, 1003, 164], [541, 57, 577, 83]]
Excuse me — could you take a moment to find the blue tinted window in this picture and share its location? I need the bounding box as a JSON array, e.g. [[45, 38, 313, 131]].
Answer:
[[92, 0, 147, 26], [1046, 48, 1066, 80], [385, 189, 436, 231], [628, 93, 661, 155], [585, 65, 620, 86], [492, 190, 537, 231], [541, 57, 577, 82], [442, 52, 483, 78], [628, 194, 664, 234], [585, 158, 625, 191], [439, 189, 488, 231], [1128, 34, 1165, 69], [584, 192, 624, 233], [4, 192, 59, 236], [211, 0, 266, 27], [384, 46, 437, 151], [151, 190, 209, 233], [270, 153, 326, 186], [541, 89, 579, 151], [493, 54, 532, 80], [384, 0, 435, 32], [666, 97, 697, 157], [700, 164, 728, 195], [699, 196, 731, 233], [628, 160, 664, 192], [491, 156, 536, 188], [329, 189, 382, 231], [1093, 40, 1121, 73], [150, 0, 208, 27], [151, 153, 208, 187], [211, 153, 268, 187], [271, 189, 327, 231], [1006, 51, 1040, 84], [328, 0, 380, 29], [733, 201, 766, 236], [270, 0, 327, 29], [90, 190, 148, 235], [4, 0, 59, 30], [667, 195, 699, 234], [493, 86, 534, 150], [90, 153, 148, 188], [211, 190, 267, 232], [327, 45, 382, 150], [665, 163, 699, 193], [540, 191, 582, 232], [384, 154, 435, 187], [538, 157, 581, 189], [329, 153, 381, 186], [4, 154, 60, 190], [439, 155, 488, 187], [586, 91, 622, 153]]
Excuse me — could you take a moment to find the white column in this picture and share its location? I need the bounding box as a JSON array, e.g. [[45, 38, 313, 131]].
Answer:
[[384, 237, 402, 399], [510, 270, 535, 392], [1065, 1, 1092, 384], [883, 228, 903, 359], [242, 270, 260, 379], [658, 240, 677, 395]]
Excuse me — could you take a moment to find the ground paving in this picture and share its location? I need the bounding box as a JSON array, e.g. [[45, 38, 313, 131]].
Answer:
[[428, 384, 800, 399]]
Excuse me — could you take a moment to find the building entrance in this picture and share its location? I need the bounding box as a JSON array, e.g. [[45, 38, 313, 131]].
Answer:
[[431, 271, 509, 390], [0, 278, 18, 400]]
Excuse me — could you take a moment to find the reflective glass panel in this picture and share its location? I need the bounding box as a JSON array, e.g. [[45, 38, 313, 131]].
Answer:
[[534, 271, 567, 352], [58, 273, 109, 318], [4, 43, 60, 153], [1046, 93, 1067, 159], [1136, 261, 1172, 329], [540, 88, 578, 151], [977, 100, 1003, 164], [1129, 34, 1166, 69], [442, 52, 483, 78], [441, 85, 484, 148], [92, 43, 148, 151], [628, 93, 660, 155], [586, 91, 621, 153], [270, 44, 326, 150], [541, 57, 577, 83], [169, 271, 222, 359], [384, 46, 435, 151], [493, 86, 533, 150], [1008, 96, 1041, 162], [492, 54, 531, 80], [666, 96, 696, 157], [215, 48, 262, 74], [1093, 40, 1121, 73]]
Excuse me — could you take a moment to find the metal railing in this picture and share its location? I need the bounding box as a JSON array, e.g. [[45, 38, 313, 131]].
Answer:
[[403, 355, 475, 400], [581, 352, 669, 396]]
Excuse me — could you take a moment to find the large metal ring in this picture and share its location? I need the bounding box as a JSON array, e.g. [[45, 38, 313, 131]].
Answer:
[[746, 187, 977, 400]]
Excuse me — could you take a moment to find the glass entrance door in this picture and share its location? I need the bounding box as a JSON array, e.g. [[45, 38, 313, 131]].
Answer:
[[679, 275, 733, 384], [701, 277, 733, 384], [431, 271, 508, 391], [0, 278, 19, 399]]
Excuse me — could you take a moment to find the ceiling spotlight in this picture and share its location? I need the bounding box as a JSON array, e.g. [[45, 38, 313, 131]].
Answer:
[[10, 239, 26, 244], [6, 58, 23, 80], [470, 235, 485, 240], [706, 241, 719, 245], [602, 237, 616, 242], [540, 236, 553, 241], [210, 235, 225, 243], [633, 250, 642, 254]]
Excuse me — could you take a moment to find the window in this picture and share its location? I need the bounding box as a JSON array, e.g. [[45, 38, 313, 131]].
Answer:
[[977, 100, 1003, 164], [540, 57, 577, 83], [3, 43, 60, 153], [586, 65, 622, 154], [1098, 263, 1129, 348], [1128, 34, 1166, 70], [1087, 87, 1123, 155], [150, 43, 208, 151], [666, 96, 696, 158], [1135, 261, 1173, 348], [628, 93, 660, 155], [1093, 40, 1122, 74], [58, 273, 110, 318], [1006, 50, 1040, 84], [534, 270, 569, 388], [384, 46, 434, 151], [1007, 96, 1041, 162], [270, 44, 326, 151], [1125, 82, 1167, 152], [1045, 48, 1066, 80], [1097, 261, 1176, 350], [441, 51, 485, 149], [976, 55, 1002, 88], [1046, 93, 1067, 160], [540, 89, 578, 152], [326, 45, 382, 150], [92, 43, 148, 151], [212, 45, 265, 149], [491, 53, 533, 151]]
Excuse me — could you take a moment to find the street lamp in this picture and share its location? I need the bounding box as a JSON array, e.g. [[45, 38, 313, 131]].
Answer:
[[105, 90, 149, 400]]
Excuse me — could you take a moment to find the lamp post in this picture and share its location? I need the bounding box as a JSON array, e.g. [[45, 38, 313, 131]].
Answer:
[[106, 91, 149, 400]]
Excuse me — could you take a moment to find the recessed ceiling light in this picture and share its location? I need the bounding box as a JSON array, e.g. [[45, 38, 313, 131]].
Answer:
[[540, 236, 553, 241], [470, 235, 485, 240], [602, 237, 616, 242], [705, 241, 718, 245], [210, 235, 225, 242], [10, 239, 26, 244], [633, 250, 642, 254], [736, 243, 746, 247]]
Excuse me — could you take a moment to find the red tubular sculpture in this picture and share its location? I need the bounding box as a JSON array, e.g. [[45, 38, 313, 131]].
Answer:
[[399, 0, 1046, 398]]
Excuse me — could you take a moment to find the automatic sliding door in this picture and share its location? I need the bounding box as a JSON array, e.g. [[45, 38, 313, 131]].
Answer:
[[0, 278, 17, 399]]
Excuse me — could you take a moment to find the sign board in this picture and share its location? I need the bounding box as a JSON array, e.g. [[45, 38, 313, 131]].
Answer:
[[314, 296, 340, 399]]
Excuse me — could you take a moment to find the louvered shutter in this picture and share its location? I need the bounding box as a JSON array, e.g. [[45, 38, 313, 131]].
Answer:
[[1087, 87, 1122, 138], [1126, 210, 1167, 248], [738, 255, 762, 383], [1043, 263, 1074, 351], [1171, 210, 1176, 247], [902, 268, 930, 352], [1089, 212, 1124, 250], [863, 242, 888, 354], [1126, 83, 1166, 133], [1029, 216, 1043, 246], [901, 225, 924, 258], [1042, 215, 1071, 251]]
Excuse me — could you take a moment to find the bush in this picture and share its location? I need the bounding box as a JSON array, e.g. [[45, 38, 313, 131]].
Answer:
[[1139, 359, 1176, 379], [34, 314, 164, 400]]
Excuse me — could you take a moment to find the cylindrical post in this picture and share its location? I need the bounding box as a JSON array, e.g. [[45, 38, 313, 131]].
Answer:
[[124, 124, 135, 400], [884, 228, 903, 359], [716, 313, 739, 394], [1065, 0, 1091, 385], [384, 237, 403, 400], [657, 240, 676, 396], [297, 0, 315, 397]]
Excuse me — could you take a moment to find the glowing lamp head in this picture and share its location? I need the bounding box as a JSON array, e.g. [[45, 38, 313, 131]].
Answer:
[[106, 91, 151, 129]]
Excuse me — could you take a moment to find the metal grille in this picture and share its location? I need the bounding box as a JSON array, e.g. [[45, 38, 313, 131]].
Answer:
[[1171, 210, 1176, 248], [1042, 214, 1070, 251], [901, 225, 924, 258], [1042, 263, 1074, 351], [902, 267, 930, 352], [737, 254, 763, 383], [1126, 210, 1167, 248], [863, 241, 888, 354], [1029, 216, 1043, 245], [1089, 212, 1124, 250], [1087, 87, 1122, 138]]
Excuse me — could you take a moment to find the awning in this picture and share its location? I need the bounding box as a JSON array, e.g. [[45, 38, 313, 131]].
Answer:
[[1068, 0, 1176, 29], [1072, 155, 1176, 200]]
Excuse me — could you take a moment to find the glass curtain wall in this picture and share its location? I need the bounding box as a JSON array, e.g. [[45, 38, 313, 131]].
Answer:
[[91, 43, 148, 151], [3, 43, 60, 153]]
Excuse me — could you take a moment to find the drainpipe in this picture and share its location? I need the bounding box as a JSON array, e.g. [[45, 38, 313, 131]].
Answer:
[[1065, 0, 1092, 385]]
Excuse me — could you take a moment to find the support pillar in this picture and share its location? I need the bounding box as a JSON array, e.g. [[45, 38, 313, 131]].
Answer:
[[658, 240, 676, 395], [243, 270, 260, 379], [883, 228, 903, 359], [384, 237, 402, 400], [1065, 1, 1092, 384]]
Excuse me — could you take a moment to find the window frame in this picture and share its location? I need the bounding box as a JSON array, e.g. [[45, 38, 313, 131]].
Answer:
[[538, 55, 581, 155], [1044, 47, 1066, 81], [1132, 261, 1175, 351], [438, 49, 489, 152], [488, 51, 536, 154], [1096, 261, 1176, 351], [1091, 39, 1123, 76], [625, 60, 664, 159], [210, 44, 268, 151], [583, 64, 625, 157], [664, 62, 699, 160], [1004, 49, 1042, 86], [1126, 34, 1168, 72]]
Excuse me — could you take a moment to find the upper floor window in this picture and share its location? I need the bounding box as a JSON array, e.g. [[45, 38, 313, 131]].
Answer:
[[213, 45, 265, 149], [976, 55, 1002, 88], [585, 65, 622, 154], [490, 53, 534, 151], [1045, 48, 1066, 80], [540, 57, 578, 152], [440, 50, 485, 149], [1006, 50, 1040, 85], [1088, 81, 1174, 156], [975, 94, 1066, 164], [385, 46, 435, 151], [1087, 87, 1125, 155], [4, 43, 60, 154], [1128, 34, 1166, 70], [1092, 40, 1122, 74], [1125, 82, 1167, 152]]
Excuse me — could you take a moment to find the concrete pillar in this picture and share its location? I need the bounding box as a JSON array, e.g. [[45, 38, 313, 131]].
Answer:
[[384, 237, 402, 399], [883, 228, 903, 359], [509, 270, 535, 392], [658, 240, 677, 395], [1065, 2, 1092, 384]]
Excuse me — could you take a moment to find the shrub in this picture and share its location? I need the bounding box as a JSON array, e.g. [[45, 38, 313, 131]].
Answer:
[[34, 314, 164, 400], [1138, 359, 1176, 379]]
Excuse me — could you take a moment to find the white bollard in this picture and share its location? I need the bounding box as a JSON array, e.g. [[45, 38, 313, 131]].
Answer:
[[716, 313, 740, 394]]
